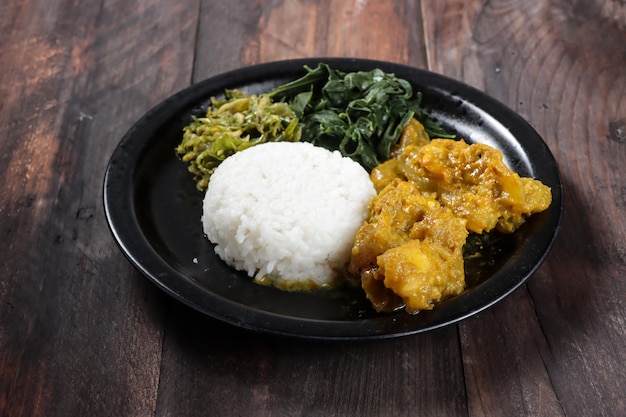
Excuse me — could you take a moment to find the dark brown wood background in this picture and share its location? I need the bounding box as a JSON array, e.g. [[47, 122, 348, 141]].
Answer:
[[1, 0, 625, 416]]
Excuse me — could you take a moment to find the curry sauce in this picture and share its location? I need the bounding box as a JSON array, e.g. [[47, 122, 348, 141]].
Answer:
[[350, 119, 552, 313]]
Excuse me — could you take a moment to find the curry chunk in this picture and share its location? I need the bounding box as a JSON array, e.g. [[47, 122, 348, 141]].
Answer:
[[372, 125, 552, 234], [349, 179, 468, 313], [353, 119, 553, 314]]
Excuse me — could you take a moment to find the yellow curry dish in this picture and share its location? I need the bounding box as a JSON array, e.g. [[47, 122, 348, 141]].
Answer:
[[350, 119, 552, 313], [349, 179, 468, 313]]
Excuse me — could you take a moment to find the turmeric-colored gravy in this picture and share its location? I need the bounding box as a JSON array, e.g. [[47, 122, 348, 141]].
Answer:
[[349, 119, 552, 313]]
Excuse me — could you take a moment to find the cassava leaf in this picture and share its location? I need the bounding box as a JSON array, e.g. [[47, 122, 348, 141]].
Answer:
[[268, 64, 454, 170]]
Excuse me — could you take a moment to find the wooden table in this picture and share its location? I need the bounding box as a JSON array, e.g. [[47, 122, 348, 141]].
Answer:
[[1, 1, 625, 416]]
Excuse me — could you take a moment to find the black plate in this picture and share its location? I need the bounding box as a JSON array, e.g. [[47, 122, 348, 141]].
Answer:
[[103, 58, 563, 340]]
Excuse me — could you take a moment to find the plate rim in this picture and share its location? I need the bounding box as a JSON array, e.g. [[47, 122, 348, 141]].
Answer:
[[103, 57, 563, 340]]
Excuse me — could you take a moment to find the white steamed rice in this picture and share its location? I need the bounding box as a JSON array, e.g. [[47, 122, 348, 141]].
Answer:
[[202, 141, 376, 290]]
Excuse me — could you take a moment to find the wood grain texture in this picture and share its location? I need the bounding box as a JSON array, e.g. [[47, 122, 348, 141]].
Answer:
[[0, 0, 199, 416], [155, 303, 467, 417], [1, 0, 625, 416], [423, 1, 626, 416], [193, 0, 430, 82]]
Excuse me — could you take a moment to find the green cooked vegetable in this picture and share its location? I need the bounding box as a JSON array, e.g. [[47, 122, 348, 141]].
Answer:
[[176, 90, 301, 190], [177, 64, 453, 190], [268, 63, 454, 170]]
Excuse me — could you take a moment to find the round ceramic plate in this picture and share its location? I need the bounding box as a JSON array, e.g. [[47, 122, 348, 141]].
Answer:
[[103, 58, 563, 340]]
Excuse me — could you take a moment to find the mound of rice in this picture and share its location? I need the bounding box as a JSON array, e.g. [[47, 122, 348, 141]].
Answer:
[[202, 141, 376, 290]]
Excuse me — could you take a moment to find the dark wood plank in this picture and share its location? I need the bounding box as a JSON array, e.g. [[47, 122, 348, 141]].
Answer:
[[423, 0, 626, 416], [460, 289, 565, 416], [0, 0, 200, 416], [193, 0, 430, 79], [155, 302, 467, 417]]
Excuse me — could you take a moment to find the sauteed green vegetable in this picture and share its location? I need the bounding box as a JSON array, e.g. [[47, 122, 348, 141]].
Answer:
[[268, 63, 453, 169]]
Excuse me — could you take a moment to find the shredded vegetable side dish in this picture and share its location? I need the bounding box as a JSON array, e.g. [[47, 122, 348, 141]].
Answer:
[[176, 90, 301, 190]]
